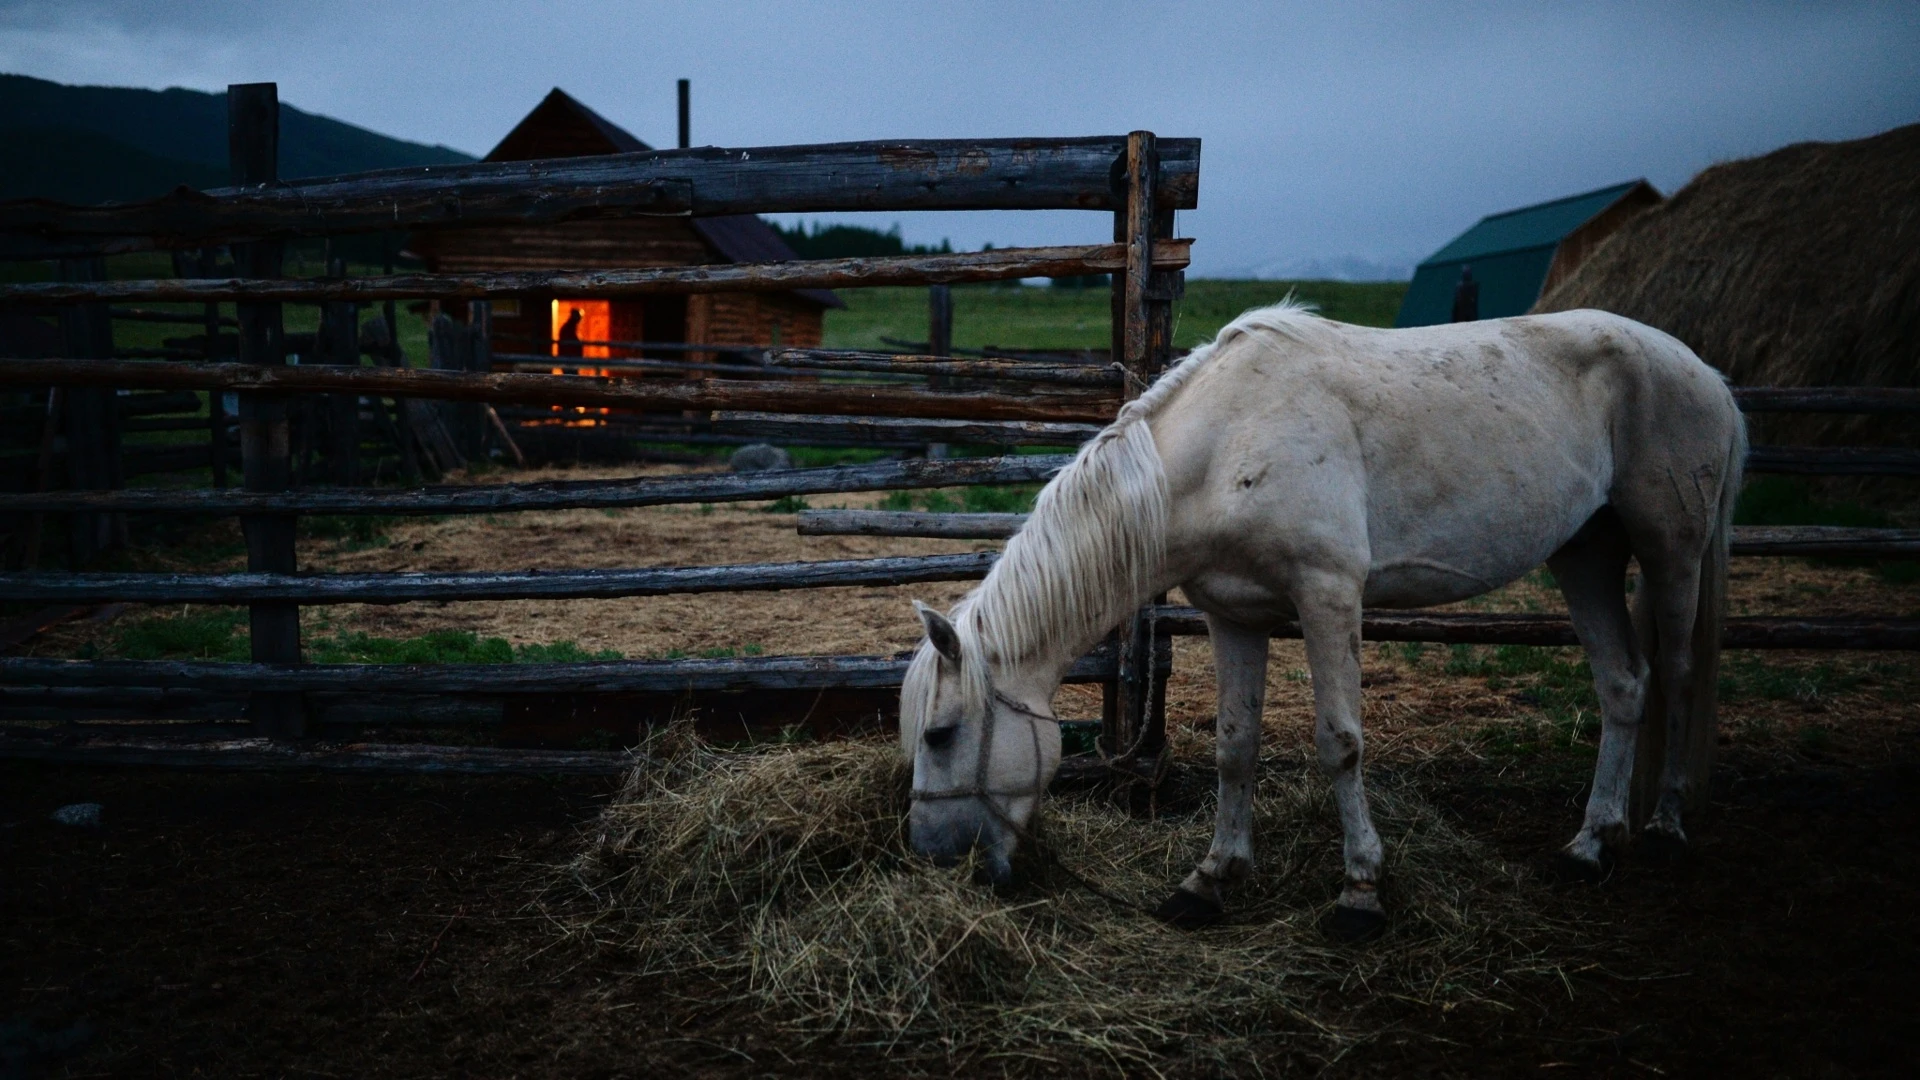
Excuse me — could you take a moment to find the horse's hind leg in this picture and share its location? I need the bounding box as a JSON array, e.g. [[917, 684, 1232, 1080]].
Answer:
[[1158, 617, 1269, 927], [1548, 510, 1648, 878], [1635, 550, 1708, 852]]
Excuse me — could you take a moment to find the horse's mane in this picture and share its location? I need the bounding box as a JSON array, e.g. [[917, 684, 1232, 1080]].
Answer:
[[902, 299, 1320, 746]]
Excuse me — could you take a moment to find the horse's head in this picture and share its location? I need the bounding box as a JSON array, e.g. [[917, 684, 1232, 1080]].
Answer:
[[901, 601, 1062, 883]]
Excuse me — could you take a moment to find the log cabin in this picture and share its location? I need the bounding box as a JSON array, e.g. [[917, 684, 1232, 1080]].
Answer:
[[409, 89, 841, 365]]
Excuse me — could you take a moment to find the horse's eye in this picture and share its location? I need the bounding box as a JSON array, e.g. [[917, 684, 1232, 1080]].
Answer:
[[923, 725, 957, 751]]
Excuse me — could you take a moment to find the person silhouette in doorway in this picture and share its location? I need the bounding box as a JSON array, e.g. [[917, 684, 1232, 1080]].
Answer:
[[1451, 266, 1479, 323], [558, 307, 585, 357]]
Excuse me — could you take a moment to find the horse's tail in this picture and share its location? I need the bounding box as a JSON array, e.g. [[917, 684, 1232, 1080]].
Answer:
[[1631, 408, 1746, 825]]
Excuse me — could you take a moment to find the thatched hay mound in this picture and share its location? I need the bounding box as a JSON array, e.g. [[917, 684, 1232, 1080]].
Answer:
[[1533, 123, 1920, 449], [562, 737, 1588, 1072]]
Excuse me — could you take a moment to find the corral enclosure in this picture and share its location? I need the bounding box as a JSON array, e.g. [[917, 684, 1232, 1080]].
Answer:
[[1, 85, 1918, 1077]]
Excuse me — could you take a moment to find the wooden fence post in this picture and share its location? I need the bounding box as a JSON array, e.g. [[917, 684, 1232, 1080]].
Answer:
[[926, 284, 953, 458], [1101, 131, 1170, 763], [229, 81, 304, 737], [56, 256, 120, 565]]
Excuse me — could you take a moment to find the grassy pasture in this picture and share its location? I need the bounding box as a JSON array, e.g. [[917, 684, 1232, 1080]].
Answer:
[[821, 278, 1408, 351]]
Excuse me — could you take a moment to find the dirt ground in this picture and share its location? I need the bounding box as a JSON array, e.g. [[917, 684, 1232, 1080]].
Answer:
[[5, 462, 1919, 1076]]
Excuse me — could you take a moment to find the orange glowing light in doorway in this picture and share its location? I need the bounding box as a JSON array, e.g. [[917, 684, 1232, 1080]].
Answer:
[[551, 300, 611, 359]]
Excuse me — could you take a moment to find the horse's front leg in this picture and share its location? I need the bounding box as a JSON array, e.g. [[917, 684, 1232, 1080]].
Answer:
[[1156, 616, 1269, 926], [1296, 570, 1387, 940]]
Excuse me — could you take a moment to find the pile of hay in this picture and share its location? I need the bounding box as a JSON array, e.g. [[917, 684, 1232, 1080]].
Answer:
[[562, 734, 1590, 1071], [1534, 122, 1920, 450]]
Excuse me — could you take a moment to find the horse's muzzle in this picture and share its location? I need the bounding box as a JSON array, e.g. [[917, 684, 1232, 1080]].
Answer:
[[909, 799, 1014, 884]]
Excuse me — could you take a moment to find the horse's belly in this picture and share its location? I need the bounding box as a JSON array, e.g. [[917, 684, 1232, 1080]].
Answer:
[[1360, 487, 1604, 608]]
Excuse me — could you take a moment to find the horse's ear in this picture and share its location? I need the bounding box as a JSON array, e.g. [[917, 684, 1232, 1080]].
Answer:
[[914, 601, 962, 667]]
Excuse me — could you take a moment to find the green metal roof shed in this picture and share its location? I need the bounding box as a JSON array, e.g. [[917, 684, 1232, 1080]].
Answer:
[[1395, 180, 1661, 327]]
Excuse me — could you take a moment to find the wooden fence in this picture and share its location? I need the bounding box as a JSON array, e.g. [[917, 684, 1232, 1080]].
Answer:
[[0, 82, 1913, 777]]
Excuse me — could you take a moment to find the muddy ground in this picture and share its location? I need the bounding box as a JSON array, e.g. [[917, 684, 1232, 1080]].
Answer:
[[4, 462, 1918, 1076]]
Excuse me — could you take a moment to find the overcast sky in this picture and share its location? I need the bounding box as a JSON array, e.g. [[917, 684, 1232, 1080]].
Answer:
[[4, 1, 1916, 278]]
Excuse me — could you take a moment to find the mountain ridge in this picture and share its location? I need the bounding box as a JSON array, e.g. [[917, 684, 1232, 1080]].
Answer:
[[1, 73, 475, 204]]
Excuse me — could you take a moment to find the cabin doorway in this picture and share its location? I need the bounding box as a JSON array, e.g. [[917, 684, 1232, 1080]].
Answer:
[[550, 300, 611, 362]]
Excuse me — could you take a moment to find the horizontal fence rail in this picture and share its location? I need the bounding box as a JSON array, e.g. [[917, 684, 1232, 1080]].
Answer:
[[764, 349, 1124, 387], [0, 552, 1001, 605], [0, 137, 1202, 260], [0, 648, 1119, 694], [0, 241, 1191, 306], [798, 512, 1920, 557], [1143, 608, 1920, 650], [1731, 387, 1920, 413], [0, 735, 637, 775], [1, 361, 1909, 470], [1743, 446, 1920, 477], [0, 455, 1071, 515], [0, 359, 1119, 422]]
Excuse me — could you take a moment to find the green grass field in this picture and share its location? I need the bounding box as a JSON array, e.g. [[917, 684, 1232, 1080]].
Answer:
[[820, 279, 1408, 351]]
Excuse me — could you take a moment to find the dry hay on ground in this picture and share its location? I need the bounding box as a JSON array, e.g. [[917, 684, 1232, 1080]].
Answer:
[[557, 730, 1592, 1073]]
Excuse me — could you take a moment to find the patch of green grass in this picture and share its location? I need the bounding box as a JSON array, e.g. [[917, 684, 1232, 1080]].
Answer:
[[875, 484, 1037, 514], [762, 495, 811, 514], [1448, 644, 1601, 749], [962, 484, 1040, 513], [786, 446, 894, 468], [821, 279, 1408, 354], [115, 607, 249, 661], [1734, 476, 1887, 529], [108, 609, 620, 664], [1718, 653, 1864, 704], [300, 514, 399, 551], [1731, 477, 1916, 583], [306, 629, 621, 664]]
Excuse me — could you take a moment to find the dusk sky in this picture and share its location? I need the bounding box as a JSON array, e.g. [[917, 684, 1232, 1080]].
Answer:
[[3, 1, 1916, 278]]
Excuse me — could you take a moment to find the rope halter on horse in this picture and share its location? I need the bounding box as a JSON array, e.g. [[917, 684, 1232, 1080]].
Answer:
[[908, 690, 1055, 807]]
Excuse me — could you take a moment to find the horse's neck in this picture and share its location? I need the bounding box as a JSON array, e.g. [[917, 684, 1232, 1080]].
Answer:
[[980, 565, 1166, 710]]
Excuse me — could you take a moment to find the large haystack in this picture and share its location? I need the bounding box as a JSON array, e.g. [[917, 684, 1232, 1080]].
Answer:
[[1533, 123, 1920, 449]]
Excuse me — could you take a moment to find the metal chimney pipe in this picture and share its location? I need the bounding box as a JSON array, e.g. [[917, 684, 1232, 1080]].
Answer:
[[677, 79, 690, 148]]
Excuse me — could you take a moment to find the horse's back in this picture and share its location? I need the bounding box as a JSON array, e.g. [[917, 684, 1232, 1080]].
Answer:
[[1153, 309, 1739, 611]]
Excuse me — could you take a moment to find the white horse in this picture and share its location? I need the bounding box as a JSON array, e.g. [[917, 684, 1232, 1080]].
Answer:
[[902, 301, 1745, 937]]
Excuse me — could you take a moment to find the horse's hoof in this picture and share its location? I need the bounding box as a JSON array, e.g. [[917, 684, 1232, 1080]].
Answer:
[[1321, 904, 1387, 943], [1637, 828, 1690, 866], [1548, 849, 1614, 885], [1154, 888, 1223, 928]]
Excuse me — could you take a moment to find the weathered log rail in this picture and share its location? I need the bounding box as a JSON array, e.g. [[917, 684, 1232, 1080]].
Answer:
[[0, 241, 1191, 306], [765, 349, 1125, 387], [0, 648, 1119, 694], [1143, 607, 1920, 651], [0, 552, 1001, 605], [0, 454, 1071, 515], [1731, 387, 1920, 413], [797, 511, 1920, 557], [0, 358, 1119, 422], [0, 136, 1202, 260]]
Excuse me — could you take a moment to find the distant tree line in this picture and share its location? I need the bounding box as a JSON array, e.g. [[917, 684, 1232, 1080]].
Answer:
[[771, 222, 1107, 288], [772, 221, 953, 260]]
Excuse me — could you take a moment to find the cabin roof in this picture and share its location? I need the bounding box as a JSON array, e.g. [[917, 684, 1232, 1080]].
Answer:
[[485, 88, 841, 309]]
